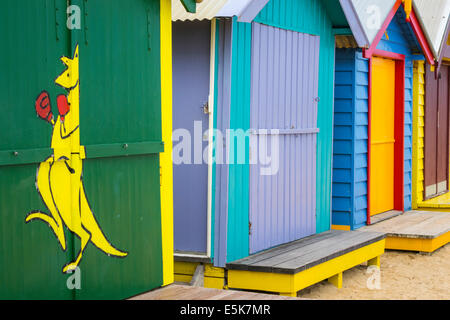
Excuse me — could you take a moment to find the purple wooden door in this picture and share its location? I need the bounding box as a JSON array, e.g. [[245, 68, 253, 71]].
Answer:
[[172, 21, 211, 253], [249, 23, 320, 254]]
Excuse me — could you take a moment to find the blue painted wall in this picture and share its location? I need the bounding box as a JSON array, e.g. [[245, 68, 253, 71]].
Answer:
[[333, 48, 356, 228], [332, 7, 423, 229], [332, 49, 368, 230]]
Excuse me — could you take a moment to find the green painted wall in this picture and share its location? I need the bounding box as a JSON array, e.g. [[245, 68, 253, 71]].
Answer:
[[0, 0, 164, 299]]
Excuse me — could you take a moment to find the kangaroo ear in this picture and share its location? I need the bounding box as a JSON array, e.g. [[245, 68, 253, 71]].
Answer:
[[35, 91, 53, 123], [57, 95, 70, 121]]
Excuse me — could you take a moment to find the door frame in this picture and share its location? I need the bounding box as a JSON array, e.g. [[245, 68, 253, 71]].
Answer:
[[367, 49, 405, 224], [173, 19, 216, 260]]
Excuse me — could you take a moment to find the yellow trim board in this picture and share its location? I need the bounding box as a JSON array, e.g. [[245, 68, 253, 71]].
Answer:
[[174, 261, 199, 275], [174, 261, 226, 289], [417, 191, 450, 210], [160, 0, 174, 286], [385, 231, 450, 253], [227, 240, 385, 296], [415, 206, 450, 212], [331, 225, 351, 231]]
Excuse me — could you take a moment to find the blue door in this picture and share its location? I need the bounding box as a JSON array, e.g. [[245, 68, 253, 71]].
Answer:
[[172, 21, 211, 254]]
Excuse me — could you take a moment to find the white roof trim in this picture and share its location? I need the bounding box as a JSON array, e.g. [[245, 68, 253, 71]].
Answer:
[[413, 0, 450, 57]]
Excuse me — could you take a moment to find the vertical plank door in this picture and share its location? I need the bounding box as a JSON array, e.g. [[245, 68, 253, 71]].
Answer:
[[424, 64, 450, 199], [249, 23, 320, 254], [370, 57, 396, 216]]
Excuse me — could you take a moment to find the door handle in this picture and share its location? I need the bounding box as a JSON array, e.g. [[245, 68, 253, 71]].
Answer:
[[201, 102, 210, 114]]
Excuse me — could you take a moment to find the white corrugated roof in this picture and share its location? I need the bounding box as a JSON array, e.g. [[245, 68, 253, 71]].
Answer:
[[172, 0, 228, 21], [172, 0, 256, 21], [413, 0, 450, 57]]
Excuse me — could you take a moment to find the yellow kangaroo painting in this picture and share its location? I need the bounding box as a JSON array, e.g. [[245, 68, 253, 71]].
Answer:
[[26, 45, 127, 273]]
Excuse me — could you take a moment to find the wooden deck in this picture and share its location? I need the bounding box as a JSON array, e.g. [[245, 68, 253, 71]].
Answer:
[[130, 284, 302, 300], [226, 230, 385, 297], [362, 210, 450, 253]]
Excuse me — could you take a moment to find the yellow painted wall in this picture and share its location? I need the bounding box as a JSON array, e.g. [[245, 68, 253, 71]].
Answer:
[[160, 0, 174, 286], [412, 60, 425, 208]]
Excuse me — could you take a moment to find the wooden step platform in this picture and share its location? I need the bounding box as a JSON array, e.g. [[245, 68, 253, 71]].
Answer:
[[362, 210, 450, 253], [226, 230, 385, 297], [129, 284, 302, 300]]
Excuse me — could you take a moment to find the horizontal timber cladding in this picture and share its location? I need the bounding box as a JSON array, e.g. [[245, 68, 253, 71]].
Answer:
[[0, 0, 166, 299], [411, 61, 425, 207], [225, 0, 335, 264]]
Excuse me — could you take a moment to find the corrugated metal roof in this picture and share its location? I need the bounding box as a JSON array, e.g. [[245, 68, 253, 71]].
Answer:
[[413, 0, 450, 57], [172, 0, 263, 22], [172, 0, 228, 21]]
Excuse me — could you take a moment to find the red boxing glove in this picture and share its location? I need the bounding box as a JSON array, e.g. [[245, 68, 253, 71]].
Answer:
[[57, 95, 70, 121], [35, 91, 53, 123]]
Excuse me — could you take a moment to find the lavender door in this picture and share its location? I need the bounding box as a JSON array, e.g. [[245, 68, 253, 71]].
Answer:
[[172, 21, 211, 254], [249, 23, 320, 254]]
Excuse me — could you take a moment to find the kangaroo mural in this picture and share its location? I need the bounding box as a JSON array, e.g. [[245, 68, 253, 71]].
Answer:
[[26, 45, 128, 273]]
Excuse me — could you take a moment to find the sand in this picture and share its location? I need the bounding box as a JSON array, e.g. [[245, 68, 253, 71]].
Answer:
[[297, 244, 450, 300]]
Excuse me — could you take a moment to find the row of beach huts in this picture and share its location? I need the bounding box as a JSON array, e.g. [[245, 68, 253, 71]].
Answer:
[[0, 0, 449, 299]]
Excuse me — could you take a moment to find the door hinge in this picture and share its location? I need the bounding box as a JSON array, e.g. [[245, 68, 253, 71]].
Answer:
[[54, 0, 60, 41], [249, 222, 252, 235], [83, 0, 89, 45], [146, 8, 152, 51]]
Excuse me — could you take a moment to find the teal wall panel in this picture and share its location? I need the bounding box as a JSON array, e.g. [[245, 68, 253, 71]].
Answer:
[[227, 18, 252, 263]]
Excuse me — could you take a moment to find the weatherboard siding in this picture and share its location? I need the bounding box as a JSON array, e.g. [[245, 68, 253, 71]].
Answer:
[[332, 49, 356, 228]]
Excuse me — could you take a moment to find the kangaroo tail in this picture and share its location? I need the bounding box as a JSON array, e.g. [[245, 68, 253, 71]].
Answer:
[[80, 184, 128, 258]]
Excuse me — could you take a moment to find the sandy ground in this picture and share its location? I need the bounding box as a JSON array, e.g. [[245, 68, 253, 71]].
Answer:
[[297, 244, 450, 300]]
